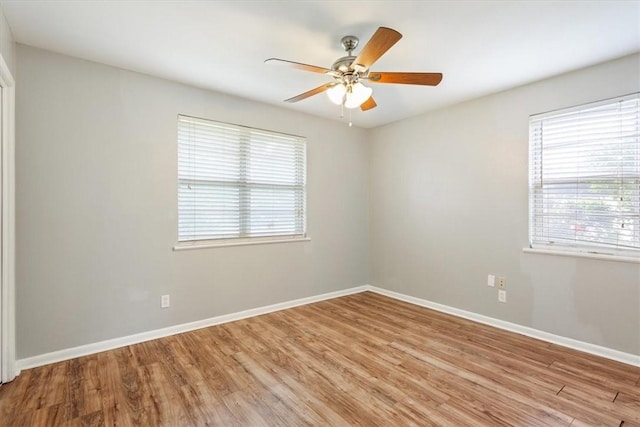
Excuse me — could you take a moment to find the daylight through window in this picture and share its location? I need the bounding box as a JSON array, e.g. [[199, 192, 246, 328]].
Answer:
[[178, 115, 306, 243], [529, 93, 640, 256]]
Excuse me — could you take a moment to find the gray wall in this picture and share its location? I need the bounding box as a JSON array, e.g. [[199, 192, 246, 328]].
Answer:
[[0, 7, 15, 77], [16, 45, 370, 359], [370, 54, 640, 355]]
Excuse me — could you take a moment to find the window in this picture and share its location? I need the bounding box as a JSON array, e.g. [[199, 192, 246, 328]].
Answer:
[[177, 115, 306, 243], [529, 93, 640, 256]]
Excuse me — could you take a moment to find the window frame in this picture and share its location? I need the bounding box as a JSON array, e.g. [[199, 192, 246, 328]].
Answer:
[[527, 93, 640, 259], [175, 115, 308, 249]]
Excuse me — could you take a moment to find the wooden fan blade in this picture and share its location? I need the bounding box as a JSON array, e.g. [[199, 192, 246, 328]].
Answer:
[[351, 27, 402, 70], [368, 72, 443, 86], [360, 96, 377, 111], [265, 58, 332, 74], [284, 83, 334, 103]]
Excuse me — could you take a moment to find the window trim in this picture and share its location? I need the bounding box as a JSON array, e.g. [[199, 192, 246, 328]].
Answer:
[[531, 93, 638, 121], [522, 247, 640, 264], [528, 92, 640, 258], [173, 235, 311, 251]]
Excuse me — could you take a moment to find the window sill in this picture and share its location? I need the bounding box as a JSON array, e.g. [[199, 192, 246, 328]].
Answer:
[[174, 236, 311, 251], [522, 248, 640, 264]]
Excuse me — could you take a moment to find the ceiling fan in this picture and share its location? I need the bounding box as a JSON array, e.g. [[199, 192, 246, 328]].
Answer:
[[265, 27, 443, 113]]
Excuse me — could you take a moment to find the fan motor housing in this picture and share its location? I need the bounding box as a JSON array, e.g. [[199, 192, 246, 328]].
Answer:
[[331, 55, 356, 72]]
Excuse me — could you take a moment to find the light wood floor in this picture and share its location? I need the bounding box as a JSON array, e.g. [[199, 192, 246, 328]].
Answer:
[[1, 292, 639, 426]]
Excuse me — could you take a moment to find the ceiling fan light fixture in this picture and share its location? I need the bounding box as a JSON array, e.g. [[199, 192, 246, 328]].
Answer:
[[326, 83, 347, 105], [268, 27, 442, 117], [344, 82, 373, 109]]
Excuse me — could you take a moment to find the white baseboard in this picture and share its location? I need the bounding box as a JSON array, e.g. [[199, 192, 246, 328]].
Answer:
[[16, 283, 639, 372], [16, 285, 369, 371], [367, 286, 640, 367]]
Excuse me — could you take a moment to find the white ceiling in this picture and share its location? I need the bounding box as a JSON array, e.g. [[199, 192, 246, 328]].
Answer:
[[2, 1, 639, 128]]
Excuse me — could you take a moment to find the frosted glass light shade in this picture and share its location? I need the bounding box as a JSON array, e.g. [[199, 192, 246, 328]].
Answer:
[[326, 84, 347, 105], [344, 83, 373, 109]]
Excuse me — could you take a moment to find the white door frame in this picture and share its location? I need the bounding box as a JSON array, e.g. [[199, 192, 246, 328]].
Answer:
[[0, 51, 15, 383]]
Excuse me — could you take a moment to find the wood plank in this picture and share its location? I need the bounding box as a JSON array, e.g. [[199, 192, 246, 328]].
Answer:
[[614, 391, 640, 424]]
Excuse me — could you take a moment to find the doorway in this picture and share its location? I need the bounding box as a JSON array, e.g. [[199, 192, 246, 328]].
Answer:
[[0, 52, 15, 384]]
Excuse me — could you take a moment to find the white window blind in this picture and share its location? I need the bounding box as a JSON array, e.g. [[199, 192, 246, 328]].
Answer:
[[529, 93, 640, 256], [178, 115, 306, 242]]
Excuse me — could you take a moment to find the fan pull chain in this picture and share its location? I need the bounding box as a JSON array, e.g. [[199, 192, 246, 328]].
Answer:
[[338, 98, 353, 127]]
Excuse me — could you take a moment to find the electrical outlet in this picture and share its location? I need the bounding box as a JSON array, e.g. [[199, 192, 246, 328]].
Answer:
[[487, 274, 495, 287], [498, 290, 507, 303], [498, 277, 506, 289], [161, 294, 170, 308]]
